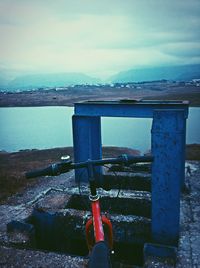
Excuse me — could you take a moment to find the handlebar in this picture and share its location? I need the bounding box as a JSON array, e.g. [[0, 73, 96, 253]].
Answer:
[[25, 154, 153, 179], [26, 161, 72, 179]]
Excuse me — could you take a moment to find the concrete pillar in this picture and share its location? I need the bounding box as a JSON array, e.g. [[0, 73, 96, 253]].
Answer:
[[72, 115, 102, 182], [151, 109, 185, 246]]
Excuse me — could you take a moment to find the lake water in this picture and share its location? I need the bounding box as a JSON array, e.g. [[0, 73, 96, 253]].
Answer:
[[0, 106, 199, 153]]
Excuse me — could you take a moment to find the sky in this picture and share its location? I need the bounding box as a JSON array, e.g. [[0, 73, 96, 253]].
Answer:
[[0, 0, 200, 79]]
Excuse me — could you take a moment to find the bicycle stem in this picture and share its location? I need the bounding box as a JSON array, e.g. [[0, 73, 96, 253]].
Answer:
[[87, 159, 98, 196], [86, 160, 105, 242]]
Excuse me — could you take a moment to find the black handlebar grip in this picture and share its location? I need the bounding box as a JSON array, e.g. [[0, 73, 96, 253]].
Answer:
[[25, 161, 72, 179], [25, 166, 53, 179]]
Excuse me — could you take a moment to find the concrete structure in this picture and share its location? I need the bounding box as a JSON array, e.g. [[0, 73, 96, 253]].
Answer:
[[72, 100, 189, 256]]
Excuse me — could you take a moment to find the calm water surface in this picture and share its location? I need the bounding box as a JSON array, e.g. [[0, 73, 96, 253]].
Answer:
[[0, 106, 199, 153]]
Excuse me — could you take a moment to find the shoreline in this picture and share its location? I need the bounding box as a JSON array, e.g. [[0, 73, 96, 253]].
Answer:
[[1, 143, 200, 158], [1, 83, 200, 107]]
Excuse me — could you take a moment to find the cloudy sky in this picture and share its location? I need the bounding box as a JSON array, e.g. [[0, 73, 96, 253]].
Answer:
[[0, 0, 200, 79]]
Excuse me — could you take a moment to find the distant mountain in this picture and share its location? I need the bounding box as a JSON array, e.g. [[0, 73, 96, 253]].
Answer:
[[7, 72, 101, 90], [111, 64, 200, 83]]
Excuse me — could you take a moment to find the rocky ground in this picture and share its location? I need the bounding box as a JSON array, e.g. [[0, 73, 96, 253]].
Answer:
[[0, 159, 199, 267], [177, 161, 200, 267]]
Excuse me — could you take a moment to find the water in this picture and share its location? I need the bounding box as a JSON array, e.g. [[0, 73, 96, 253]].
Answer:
[[0, 106, 199, 153], [0, 107, 74, 152]]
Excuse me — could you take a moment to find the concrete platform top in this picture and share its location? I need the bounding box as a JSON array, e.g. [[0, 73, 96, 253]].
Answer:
[[74, 100, 189, 118], [75, 100, 189, 105]]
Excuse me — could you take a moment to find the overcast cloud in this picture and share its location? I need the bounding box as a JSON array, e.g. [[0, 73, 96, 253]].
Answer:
[[0, 0, 199, 78]]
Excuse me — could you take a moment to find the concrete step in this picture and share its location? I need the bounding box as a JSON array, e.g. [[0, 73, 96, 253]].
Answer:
[[6, 188, 152, 267]]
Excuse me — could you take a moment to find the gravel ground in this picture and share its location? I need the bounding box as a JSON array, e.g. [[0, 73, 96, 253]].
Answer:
[[0, 161, 199, 267], [176, 161, 200, 267]]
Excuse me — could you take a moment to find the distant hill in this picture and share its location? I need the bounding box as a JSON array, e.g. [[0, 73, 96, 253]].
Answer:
[[111, 64, 200, 83], [7, 72, 101, 90]]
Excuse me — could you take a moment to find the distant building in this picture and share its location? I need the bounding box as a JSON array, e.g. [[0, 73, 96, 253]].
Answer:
[[192, 78, 200, 82], [192, 79, 200, 86]]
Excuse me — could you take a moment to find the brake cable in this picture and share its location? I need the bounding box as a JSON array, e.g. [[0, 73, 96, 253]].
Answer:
[[104, 164, 121, 198]]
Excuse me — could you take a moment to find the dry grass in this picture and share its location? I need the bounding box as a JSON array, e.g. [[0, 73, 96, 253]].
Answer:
[[1, 144, 199, 203], [0, 146, 139, 203]]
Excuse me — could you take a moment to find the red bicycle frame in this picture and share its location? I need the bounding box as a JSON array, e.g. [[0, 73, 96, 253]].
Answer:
[[85, 196, 113, 252]]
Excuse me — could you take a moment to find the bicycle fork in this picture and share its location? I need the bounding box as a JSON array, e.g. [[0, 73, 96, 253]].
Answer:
[[85, 160, 113, 252], [85, 195, 113, 252]]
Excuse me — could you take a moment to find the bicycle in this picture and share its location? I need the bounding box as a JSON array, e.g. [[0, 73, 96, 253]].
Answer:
[[26, 154, 153, 268]]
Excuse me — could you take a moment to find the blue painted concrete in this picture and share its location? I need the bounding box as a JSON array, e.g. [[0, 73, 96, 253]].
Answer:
[[72, 115, 102, 182], [73, 100, 188, 185], [144, 242, 177, 260], [74, 100, 189, 118], [72, 100, 189, 255], [151, 109, 185, 246]]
